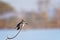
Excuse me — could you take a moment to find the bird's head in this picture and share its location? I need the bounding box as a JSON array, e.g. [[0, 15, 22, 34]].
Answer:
[[22, 20, 28, 27], [22, 20, 28, 25]]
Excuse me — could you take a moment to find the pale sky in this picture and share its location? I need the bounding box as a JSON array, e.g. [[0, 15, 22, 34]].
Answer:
[[1, 0, 60, 17]]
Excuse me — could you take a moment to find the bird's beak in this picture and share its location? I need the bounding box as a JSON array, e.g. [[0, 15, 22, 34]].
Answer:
[[25, 23, 28, 25]]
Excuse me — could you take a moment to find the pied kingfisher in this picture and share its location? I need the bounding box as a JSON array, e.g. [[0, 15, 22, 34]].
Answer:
[[16, 20, 28, 30]]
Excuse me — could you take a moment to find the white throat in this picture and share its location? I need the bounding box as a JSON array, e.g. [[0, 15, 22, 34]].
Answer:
[[22, 23, 25, 28]]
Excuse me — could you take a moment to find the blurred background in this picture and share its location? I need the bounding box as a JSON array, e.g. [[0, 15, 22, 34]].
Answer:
[[0, 0, 60, 40]]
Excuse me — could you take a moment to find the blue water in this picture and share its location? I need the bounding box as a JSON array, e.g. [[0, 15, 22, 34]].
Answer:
[[0, 29, 60, 40]]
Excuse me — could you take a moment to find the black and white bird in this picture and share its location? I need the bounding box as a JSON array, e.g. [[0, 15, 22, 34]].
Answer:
[[16, 20, 28, 30]]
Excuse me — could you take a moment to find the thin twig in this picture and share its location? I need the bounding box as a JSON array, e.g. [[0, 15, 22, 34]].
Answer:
[[7, 28, 22, 39]]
